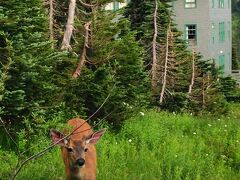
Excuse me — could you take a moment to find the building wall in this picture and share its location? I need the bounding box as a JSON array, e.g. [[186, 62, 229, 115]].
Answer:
[[173, 0, 232, 75], [173, 0, 211, 58], [209, 0, 232, 74], [105, 1, 128, 11], [106, 0, 232, 75]]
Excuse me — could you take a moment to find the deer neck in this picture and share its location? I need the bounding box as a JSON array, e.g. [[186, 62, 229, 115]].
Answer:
[[68, 165, 85, 180]]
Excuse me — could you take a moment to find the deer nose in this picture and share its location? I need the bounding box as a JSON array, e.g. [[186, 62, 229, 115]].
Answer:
[[76, 158, 85, 166]]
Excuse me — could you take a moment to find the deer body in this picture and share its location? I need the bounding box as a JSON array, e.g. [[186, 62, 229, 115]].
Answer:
[[50, 118, 106, 180]]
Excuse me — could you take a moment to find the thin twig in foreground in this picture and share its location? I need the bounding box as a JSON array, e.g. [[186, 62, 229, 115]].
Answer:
[[9, 87, 114, 180]]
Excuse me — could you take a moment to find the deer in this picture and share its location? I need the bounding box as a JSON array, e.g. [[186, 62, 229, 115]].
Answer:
[[50, 118, 106, 180]]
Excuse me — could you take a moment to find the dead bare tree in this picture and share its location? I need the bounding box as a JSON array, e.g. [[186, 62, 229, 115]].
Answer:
[[159, 24, 172, 104], [151, 0, 159, 90], [72, 21, 92, 78], [49, 0, 55, 49], [61, 0, 76, 50], [188, 48, 196, 94]]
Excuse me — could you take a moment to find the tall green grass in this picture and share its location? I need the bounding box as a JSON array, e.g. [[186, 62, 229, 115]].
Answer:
[[98, 111, 240, 179], [1, 110, 240, 179]]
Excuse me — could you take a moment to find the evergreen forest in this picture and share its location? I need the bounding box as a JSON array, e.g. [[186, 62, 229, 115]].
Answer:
[[1, 0, 240, 179]]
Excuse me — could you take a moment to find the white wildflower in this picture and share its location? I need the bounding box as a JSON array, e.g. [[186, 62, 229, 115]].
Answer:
[[224, 125, 227, 127], [140, 112, 145, 116], [221, 155, 226, 159], [128, 139, 132, 143], [193, 132, 197, 135], [208, 124, 212, 127]]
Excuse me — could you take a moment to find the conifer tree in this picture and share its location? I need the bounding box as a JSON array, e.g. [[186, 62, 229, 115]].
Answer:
[[0, 0, 66, 124], [125, 0, 189, 104]]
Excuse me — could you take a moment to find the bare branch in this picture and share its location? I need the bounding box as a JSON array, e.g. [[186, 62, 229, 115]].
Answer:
[[9, 89, 113, 180], [78, 0, 95, 8], [0, 118, 19, 154]]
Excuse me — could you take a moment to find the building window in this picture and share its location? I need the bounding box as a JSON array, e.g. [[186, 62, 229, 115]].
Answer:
[[211, 23, 215, 44], [105, 0, 128, 11], [218, 0, 224, 8], [228, 52, 231, 71], [219, 22, 225, 42], [228, 21, 230, 40], [185, 24, 197, 45], [113, 1, 120, 10], [219, 54, 225, 72], [185, 0, 196, 8]]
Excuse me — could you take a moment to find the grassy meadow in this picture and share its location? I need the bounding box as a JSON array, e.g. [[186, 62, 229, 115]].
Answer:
[[1, 106, 240, 179]]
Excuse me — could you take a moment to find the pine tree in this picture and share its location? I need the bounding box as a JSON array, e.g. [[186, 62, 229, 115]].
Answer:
[[125, 0, 189, 104], [0, 0, 66, 124], [41, 0, 150, 126]]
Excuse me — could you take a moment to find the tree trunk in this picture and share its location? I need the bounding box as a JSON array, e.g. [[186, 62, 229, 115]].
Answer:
[[202, 75, 206, 109], [159, 24, 170, 104], [151, 0, 158, 90], [49, 0, 54, 49], [61, 0, 76, 50], [188, 49, 195, 94], [72, 21, 91, 78]]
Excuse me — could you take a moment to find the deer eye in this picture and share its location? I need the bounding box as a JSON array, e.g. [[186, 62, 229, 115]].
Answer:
[[67, 147, 74, 153], [84, 148, 88, 152]]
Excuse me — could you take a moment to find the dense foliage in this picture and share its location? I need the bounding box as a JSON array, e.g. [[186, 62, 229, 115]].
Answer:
[[1, 0, 240, 179], [232, 0, 240, 69], [124, 0, 234, 114], [0, 0, 150, 129], [1, 109, 240, 179]]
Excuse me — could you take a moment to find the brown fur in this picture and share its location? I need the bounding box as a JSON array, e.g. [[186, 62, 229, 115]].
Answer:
[[61, 118, 97, 180]]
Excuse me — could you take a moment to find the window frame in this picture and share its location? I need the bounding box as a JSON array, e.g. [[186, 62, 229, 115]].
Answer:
[[185, 24, 197, 45], [218, 0, 224, 8], [113, 1, 119, 10], [184, 0, 197, 9], [219, 54, 225, 72], [211, 22, 215, 44], [219, 22, 225, 42]]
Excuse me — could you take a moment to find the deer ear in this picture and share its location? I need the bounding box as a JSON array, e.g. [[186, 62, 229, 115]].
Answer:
[[86, 128, 107, 145], [50, 129, 67, 147]]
